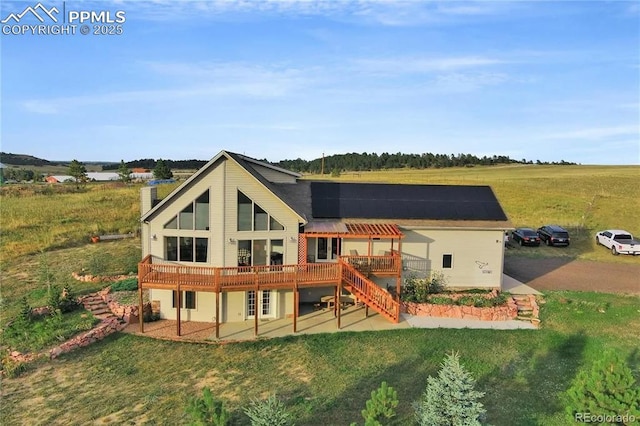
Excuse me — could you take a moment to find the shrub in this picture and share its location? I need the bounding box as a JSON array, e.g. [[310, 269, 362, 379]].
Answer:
[[414, 352, 486, 426], [358, 381, 399, 426], [244, 394, 293, 426], [48, 286, 80, 313], [427, 296, 455, 305], [111, 277, 138, 292], [564, 351, 640, 421], [402, 273, 448, 303], [185, 387, 230, 426]]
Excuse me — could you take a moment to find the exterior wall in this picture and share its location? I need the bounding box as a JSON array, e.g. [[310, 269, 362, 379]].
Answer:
[[224, 160, 300, 267], [400, 228, 504, 289], [143, 156, 303, 323], [149, 289, 218, 322]]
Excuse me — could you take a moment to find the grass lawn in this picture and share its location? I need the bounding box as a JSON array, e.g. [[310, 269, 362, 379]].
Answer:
[[0, 291, 638, 425]]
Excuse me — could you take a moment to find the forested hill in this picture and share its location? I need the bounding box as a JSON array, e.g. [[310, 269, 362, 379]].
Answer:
[[102, 159, 208, 170], [0, 152, 54, 166], [274, 152, 576, 173]]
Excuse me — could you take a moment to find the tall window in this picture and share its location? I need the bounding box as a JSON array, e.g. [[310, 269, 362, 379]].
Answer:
[[442, 254, 453, 269], [164, 189, 210, 230], [165, 236, 208, 263], [237, 190, 284, 231], [238, 239, 284, 266]]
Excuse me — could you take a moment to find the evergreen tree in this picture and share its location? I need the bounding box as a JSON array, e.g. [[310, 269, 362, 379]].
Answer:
[[564, 351, 640, 421], [359, 381, 399, 425], [68, 159, 87, 185], [117, 160, 131, 183], [153, 159, 173, 179], [414, 352, 486, 426]]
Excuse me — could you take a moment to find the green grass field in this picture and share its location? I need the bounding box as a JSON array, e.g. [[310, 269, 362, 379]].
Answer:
[[0, 165, 638, 425]]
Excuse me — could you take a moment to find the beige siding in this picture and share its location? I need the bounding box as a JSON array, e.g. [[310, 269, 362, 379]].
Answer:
[[144, 157, 303, 323], [399, 228, 504, 289], [224, 159, 301, 267], [149, 289, 218, 322]]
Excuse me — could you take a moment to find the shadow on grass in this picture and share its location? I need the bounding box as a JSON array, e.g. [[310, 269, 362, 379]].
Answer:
[[479, 331, 587, 425]]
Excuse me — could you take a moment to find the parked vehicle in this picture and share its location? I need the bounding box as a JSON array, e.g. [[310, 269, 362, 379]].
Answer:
[[511, 228, 541, 246], [537, 225, 570, 247], [595, 230, 640, 256]]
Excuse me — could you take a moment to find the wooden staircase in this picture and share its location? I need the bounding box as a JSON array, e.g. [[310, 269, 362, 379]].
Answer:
[[340, 260, 400, 323]]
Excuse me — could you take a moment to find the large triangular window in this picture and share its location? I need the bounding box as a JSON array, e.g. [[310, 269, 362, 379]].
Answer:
[[237, 190, 284, 231], [164, 189, 209, 230]]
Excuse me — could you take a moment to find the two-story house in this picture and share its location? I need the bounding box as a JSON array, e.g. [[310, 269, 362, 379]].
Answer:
[[137, 150, 512, 337]]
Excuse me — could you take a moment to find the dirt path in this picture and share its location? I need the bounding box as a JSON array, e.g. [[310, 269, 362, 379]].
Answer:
[[504, 256, 640, 295]]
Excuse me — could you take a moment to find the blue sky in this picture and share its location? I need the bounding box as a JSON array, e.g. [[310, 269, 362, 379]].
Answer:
[[1, 1, 639, 165]]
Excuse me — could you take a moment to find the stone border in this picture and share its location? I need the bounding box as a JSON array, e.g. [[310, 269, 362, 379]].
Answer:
[[71, 271, 132, 283], [401, 291, 519, 321], [93, 287, 151, 323], [4, 286, 150, 371]]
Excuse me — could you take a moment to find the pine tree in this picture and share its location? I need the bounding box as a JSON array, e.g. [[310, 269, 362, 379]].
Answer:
[[185, 387, 230, 426], [360, 381, 399, 425], [117, 160, 131, 183], [414, 352, 486, 426], [153, 158, 173, 179], [68, 159, 87, 186], [564, 351, 640, 421]]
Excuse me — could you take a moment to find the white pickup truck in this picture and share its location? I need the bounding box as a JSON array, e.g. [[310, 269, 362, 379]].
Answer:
[[595, 230, 640, 256]]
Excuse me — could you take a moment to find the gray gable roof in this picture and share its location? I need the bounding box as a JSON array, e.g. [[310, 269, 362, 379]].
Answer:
[[309, 181, 508, 221], [142, 150, 510, 228]]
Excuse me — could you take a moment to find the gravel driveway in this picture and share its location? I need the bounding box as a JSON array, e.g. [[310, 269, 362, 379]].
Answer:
[[504, 256, 640, 295]]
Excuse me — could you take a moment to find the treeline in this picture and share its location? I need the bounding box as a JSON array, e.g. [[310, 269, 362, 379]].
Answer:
[[275, 152, 576, 173], [102, 158, 207, 170]]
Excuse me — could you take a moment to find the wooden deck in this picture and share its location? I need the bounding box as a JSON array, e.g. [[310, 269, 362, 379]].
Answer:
[[138, 254, 400, 292], [137, 253, 402, 328]]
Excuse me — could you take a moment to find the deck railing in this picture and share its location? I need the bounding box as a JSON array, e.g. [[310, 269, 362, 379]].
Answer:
[[340, 254, 399, 274], [340, 260, 400, 323], [139, 256, 343, 292]]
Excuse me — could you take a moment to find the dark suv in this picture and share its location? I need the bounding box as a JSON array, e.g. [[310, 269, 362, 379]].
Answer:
[[537, 225, 570, 247]]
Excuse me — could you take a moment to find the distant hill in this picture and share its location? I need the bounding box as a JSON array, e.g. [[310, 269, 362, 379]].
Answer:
[[0, 152, 56, 167], [2, 151, 577, 174]]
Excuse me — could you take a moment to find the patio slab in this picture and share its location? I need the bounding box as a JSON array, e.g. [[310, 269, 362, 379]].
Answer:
[[124, 300, 536, 343]]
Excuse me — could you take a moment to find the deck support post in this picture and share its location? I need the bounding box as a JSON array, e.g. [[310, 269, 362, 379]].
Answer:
[[215, 290, 220, 339], [254, 275, 259, 337], [293, 283, 298, 333], [337, 280, 342, 329], [176, 284, 181, 337], [138, 263, 144, 333]]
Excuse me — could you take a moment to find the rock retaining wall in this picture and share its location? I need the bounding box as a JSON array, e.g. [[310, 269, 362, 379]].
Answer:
[[49, 317, 126, 359], [71, 271, 132, 283], [401, 294, 519, 321], [95, 287, 151, 322]]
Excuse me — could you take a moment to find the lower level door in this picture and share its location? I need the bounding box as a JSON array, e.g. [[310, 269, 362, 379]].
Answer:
[[247, 290, 275, 319]]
